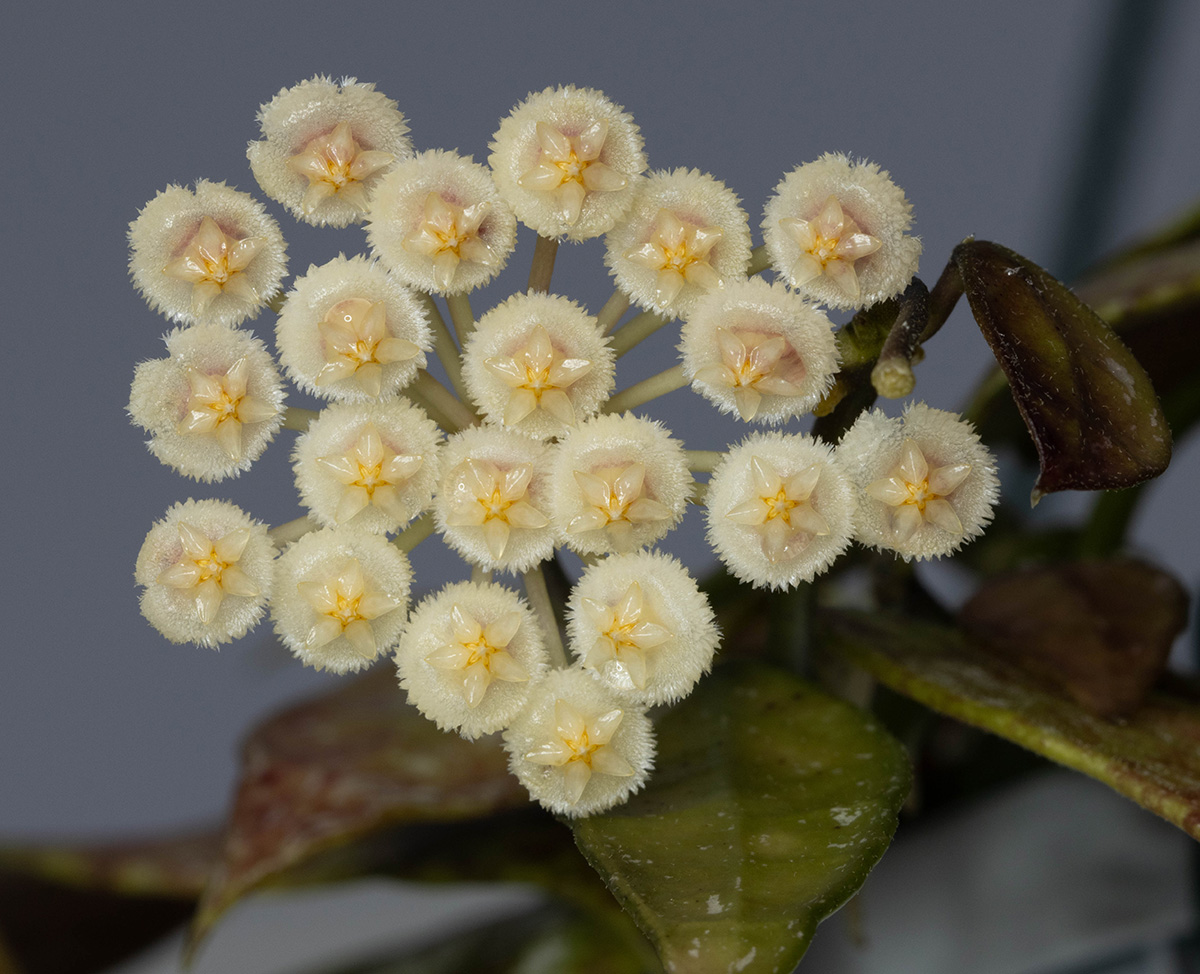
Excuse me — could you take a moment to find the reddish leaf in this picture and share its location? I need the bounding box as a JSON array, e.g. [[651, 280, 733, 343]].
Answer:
[[190, 668, 528, 949], [959, 559, 1188, 717], [953, 240, 1171, 500]]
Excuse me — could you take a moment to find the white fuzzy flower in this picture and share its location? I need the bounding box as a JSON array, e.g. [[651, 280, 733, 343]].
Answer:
[[489, 85, 646, 241], [396, 581, 549, 739], [567, 551, 718, 706], [503, 668, 654, 817], [248, 76, 411, 227], [462, 292, 614, 440], [762, 153, 921, 310], [605, 168, 751, 319], [128, 325, 285, 482], [706, 432, 857, 590], [135, 499, 274, 648], [681, 277, 839, 424], [292, 399, 441, 533], [838, 403, 999, 561], [129, 180, 287, 327], [272, 527, 412, 674], [433, 426, 555, 573], [366, 149, 517, 295], [275, 254, 430, 401], [547, 413, 690, 556]]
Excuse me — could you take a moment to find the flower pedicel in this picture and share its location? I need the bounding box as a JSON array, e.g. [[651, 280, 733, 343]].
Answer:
[[127, 78, 999, 817]]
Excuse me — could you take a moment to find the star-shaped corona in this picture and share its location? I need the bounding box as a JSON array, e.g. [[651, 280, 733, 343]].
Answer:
[[726, 455, 830, 564], [694, 329, 808, 422], [286, 121, 395, 216], [866, 439, 972, 543], [779, 195, 881, 302], [178, 357, 279, 460], [524, 700, 634, 806], [401, 192, 499, 290], [444, 458, 550, 560], [517, 121, 628, 226], [297, 558, 401, 658], [163, 216, 266, 315], [624, 209, 723, 306], [484, 324, 593, 428], [567, 464, 674, 551], [315, 297, 420, 396], [157, 523, 261, 625], [577, 582, 671, 691], [425, 604, 530, 708], [315, 423, 424, 524]]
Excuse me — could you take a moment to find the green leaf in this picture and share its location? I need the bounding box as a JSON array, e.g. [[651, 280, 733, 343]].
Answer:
[[189, 668, 528, 952], [572, 662, 910, 974], [953, 239, 1171, 500], [822, 609, 1200, 841], [959, 559, 1188, 718]]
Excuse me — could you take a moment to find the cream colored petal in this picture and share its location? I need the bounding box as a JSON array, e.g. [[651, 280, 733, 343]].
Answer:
[[654, 267, 686, 306], [519, 161, 567, 191], [403, 225, 443, 257], [501, 463, 534, 501], [591, 746, 635, 778], [748, 336, 788, 374], [694, 364, 737, 388], [357, 591, 400, 620], [463, 662, 492, 708], [235, 395, 277, 425], [335, 486, 371, 523], [451, 603, 482, 643], [823, 258, 861, 300], [575, 119, 608, 160], [484, 356, 525, 385], [482, 518, 510, 559], [301, 181, 338, 214], [568, 509, 611, 534], [315, 360, 360, 386], [336, 560, 366, 600], [178, 409, 219, 435], [432, 250, 460, 290], [611, 464, 646, 508], [891, 504, 924, 543], [539, 388, 576, 427], [214, 418, 243, 459], [581, 161, 627, 192], [176, 522, 212, 560], [626, 621, 672, 650], [549, 357, 593, 388], [317, 455, 359, 483], [784, 465, 822, 502], [584, 634, 618, 669], [555, 700, 588, 742], [306, 616, 344, 649], [929, 463, 973, 496], [343, 619, 377, 658], [382, 454, 424, 483], [426, 642, 473, 670], [589, 708, 625, 746], [563, 761, 592, 804], [190, 281, 224, 314], [725, 498, 769, 525], [788, 252, 825, 287], [194, 578, 224, 625], [681, 261, 721, 292], [557, 180, 587, 225], [158, 561, 201, 589], [503, 388, 539, 427], [352, 363, 383, 397], [924, 498, 964, 536], [226, 237, 264, 274], [754, 375, 805, 397], [715, 328, 747, 368], [536, 121, 573, 157], [625, 497, 673, 523], [297, 579, 338, 613], [836, 232, 882, 261], [867, 476, 911, 506], [219, 565, 260, 598], [749, 455, 782, 495], [814, 195, 846, 239], [505, 500, 550, 529], [733, 386, 763, 421], [525, 740, 574, 767], [780, 216, 816, 251], [790, 503, 830, 537], [482, 611, 522, 650], [369, 485, 408, 522], [487, 651, 529, 683], [625, 241, 665, 269], [213, 527, 250, 562], [897, 439, 929, 485], [458, 236, 499, 267], [349, 149, 395, 180]]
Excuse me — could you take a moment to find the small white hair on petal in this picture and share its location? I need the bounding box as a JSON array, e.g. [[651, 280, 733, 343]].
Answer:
[[503, 668, 655, 818], [292, 398, 442, 533], [396, 580, 549, 739], [567, 550, 719, 706], [135, 498, 275, 648], [680, 277, 840, 425], [248, 75, 412, 228], [489, 85, 646, 241], [762, 153, 921, 311], [605, 167, 752, 319], [432, 425, 556, 573], [546, 412, 691, 557], [838, 402, 999, 561], [366, 149, 517, 295], [275, 253, 430, 402], [128, 180, 288, 327], [271, 526, 412, 674], [461, 292, 614, 440], [706, 432, 857, 590], [128, 324, 286, 482]]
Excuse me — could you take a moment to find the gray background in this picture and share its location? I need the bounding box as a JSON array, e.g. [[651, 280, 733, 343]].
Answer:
[[4, 1, 1199, 971]]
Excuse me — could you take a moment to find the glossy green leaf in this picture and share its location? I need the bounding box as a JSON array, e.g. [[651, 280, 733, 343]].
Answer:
[[190, 668, 527, 951], [953, 239, 1171, 499], [823, 609, 1200, 841], [573, 662, 910, 974], [959, 559, 1188, 718]]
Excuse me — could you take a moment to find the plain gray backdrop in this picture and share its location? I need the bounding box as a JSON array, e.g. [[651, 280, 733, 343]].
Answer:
[[4, 2, 1199, 970]]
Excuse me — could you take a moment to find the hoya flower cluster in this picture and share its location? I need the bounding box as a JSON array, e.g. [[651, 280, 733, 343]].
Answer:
[[126, 78, 998, 817]]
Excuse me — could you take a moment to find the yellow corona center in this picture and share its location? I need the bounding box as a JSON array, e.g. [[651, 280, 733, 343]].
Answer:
[[524, 700, 635, 805], [625, 208, 723, 306], [425, 604, 529, 708], [444, 458, 550, 560], [177, 357, 277, 460], [517, 120, 628, 225], [483, 324, 593, 429], [286, 121, 395, 214], [156, 523, 260, 625], [866, 439, 972, 543], [162, 216, 265, 314], [315, 297, 420, 396], [725, 456, 830, 564], [402, 192, 498, 290], [779, 195, 882, 300]]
